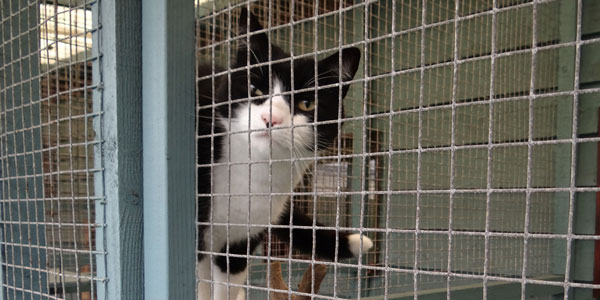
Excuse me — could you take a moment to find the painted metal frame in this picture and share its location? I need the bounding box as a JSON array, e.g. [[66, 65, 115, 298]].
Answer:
[[142, 0, 196, 299], [92, 0, 144, 299]]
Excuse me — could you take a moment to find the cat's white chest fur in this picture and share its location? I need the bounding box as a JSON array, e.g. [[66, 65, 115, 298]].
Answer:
[[205, 94, 313, 250], [210, 156, 300, 244]]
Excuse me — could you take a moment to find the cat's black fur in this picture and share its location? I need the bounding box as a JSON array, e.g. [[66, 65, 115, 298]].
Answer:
[[196, 8, 363, 276]]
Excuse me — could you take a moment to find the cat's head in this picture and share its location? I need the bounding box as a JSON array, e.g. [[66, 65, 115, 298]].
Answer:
[[225, 8, 360, 156]]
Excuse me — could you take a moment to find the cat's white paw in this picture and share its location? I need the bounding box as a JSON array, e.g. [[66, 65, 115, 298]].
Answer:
[[348, 233, 373, 257]]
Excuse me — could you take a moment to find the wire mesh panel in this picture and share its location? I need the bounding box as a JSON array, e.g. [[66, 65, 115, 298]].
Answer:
[[0, 0, 104, 299], [193, 0, 600, 299]]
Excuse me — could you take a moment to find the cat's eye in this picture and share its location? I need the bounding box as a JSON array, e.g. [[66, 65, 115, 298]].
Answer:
[[298, 100, 315, 112], [250, 84, 263, 96]]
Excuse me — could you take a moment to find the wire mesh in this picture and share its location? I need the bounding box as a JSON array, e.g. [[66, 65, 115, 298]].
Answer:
[[0, 1, 103, 299], [2, 0, 599, 299], [195, 0, 600, 299]]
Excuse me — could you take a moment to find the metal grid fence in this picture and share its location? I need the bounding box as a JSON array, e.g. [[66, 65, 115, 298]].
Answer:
[[0, 1, 103, 299], [0, 0, 599, 299], [195, 0, 600, 299]]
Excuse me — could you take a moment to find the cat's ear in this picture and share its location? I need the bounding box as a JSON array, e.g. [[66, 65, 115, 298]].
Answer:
[[317, 47, 361, 97], [238, 8, 264, 35], [237, 8, 269, 64]]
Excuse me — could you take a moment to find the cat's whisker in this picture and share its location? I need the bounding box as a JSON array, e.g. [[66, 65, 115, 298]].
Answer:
[[306, 75, 347, 88], [252, 52, 264, 75], [316, 75, 345, 82], [248, 53, 263, 75], [304, 69, 339, 88], [240, 44, 264, 75], [304, 78, 316, 88], [250, 73, 261, 81]]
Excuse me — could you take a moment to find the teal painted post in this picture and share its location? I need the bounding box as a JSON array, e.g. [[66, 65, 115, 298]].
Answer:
[[92, 0, 144, 299], [142, 0, 196, 299], [0, 0, 47, 298]]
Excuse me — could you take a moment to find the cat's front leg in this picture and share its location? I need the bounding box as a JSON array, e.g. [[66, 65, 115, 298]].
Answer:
[[212, 266, 247, 300], [196, 256, 248, 300], [198, 235, 264, 300]]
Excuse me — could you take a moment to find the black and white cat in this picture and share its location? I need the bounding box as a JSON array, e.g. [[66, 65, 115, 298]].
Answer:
[[196, 9, 373, 300]]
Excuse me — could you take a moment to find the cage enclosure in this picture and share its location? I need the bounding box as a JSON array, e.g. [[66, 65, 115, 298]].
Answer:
[[193, 0, 600, 299], [0, 0, 599, 299]]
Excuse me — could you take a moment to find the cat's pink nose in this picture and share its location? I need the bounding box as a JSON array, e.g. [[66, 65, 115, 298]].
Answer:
[[261, 112, 282, 128]]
